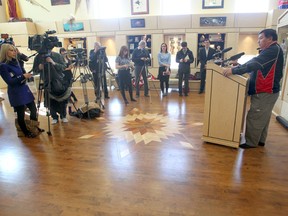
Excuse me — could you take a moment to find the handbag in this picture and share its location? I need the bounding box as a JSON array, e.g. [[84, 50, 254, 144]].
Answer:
[[15, 119, 40, 137]]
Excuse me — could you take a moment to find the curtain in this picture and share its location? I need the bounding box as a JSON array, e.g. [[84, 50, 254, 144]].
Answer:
[[5, 0, 22, 20]]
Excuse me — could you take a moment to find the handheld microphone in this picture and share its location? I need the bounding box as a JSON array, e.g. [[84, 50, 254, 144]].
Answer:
[[223, 52, 245, 63]]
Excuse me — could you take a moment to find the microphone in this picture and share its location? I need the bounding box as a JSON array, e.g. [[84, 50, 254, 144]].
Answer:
[[212, 47, 232, 57], [223, 52, 245, 63]]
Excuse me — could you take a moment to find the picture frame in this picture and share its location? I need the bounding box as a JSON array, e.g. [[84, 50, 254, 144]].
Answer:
[[63, 22, 84, 32], [131, 19, 145, 28], [131, 0, 149, 15], [202, 0, 224, 9], [200, 17, 226, 27], [51, 0, 70, 6]]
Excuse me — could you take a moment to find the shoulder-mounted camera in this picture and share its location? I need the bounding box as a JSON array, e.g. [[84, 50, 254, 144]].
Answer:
[[28, 30, 62, 54]]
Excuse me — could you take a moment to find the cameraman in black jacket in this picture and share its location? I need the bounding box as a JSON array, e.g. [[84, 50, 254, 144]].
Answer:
[[131, 40, 151, 97], [89, 42, 110, 100]]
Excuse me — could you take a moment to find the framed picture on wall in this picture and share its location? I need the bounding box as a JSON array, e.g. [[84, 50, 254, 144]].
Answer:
[[131, 19, 145, 28], [51, 0, 70, 6], [131, 0, 149, 15], [202, 0, 224, 9]]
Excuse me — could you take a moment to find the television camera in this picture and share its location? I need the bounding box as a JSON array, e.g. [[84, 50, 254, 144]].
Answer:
[[28, 30, 62, 54], [0, 33, 14, 45], [70, 48, 87, 66]]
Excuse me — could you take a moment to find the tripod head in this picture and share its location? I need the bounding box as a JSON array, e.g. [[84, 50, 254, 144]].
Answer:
[[79, 73, 93, 83], [97, 46, 106, 59]]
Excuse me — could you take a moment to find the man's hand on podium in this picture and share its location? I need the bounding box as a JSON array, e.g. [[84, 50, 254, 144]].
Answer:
[[223, 68, 233, 77]]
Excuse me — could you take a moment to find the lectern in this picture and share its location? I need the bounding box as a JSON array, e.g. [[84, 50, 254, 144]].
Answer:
[[202, 62, 249, 148]]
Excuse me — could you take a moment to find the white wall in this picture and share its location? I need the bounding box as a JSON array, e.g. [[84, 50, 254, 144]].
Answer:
[[0, 0, 280, 23]]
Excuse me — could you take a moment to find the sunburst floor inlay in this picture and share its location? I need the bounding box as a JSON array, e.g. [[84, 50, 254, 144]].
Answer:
[[104, 108, 184, 145]]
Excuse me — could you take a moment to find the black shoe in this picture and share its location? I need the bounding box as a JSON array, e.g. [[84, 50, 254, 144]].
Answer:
[[131, 98, 137, 102], [105, 96, 110, 99], [25, 132, 37, 138], [124, 100, 129, 105], [199, 91, 204, 94], [184, 94, 188, 96], [144, 94, 150, 97], [258, 142, 265, 146], [239, 143, 256, 149], [179, 94, 183, 97], [37, 127, 45, 133]]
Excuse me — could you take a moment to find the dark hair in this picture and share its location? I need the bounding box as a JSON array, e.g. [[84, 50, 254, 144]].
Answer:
[[59, 48, 66, 53], [204, 39, 210, 43], [259, 29, 278, 41], [181, 41, 187, 47], [160, 43, 168, 53], [118, 45, 129, 58]]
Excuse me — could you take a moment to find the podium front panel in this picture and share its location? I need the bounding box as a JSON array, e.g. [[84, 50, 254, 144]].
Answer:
[[203, 63, 248, 148]]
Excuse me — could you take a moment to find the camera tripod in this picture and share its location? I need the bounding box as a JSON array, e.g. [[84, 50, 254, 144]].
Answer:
[[93, 53, 114, 110], [134, 61, 157, 102], [36, 61, 53, 136], [72, 56, 95, 118]]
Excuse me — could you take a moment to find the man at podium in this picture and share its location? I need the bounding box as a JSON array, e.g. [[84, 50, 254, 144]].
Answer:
[[222, 29, 283, 149]]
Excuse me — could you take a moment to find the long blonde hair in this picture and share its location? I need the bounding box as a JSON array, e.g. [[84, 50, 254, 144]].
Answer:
[[0, 44, 17, 63]]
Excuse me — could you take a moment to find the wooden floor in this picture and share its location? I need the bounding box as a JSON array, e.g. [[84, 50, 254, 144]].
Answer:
[[0, 87, 288, 216]]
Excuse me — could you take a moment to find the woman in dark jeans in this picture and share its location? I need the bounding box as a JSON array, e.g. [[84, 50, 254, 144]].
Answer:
[[0, 44, 41, 138], [115, 46, 137, 105], [157, 43, 171, 96]]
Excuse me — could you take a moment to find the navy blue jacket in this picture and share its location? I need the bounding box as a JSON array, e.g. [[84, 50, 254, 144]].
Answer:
[[232, 42, 283, 95], [176, 48, 194, 73], [131, 48, 150, 66], [0, 59, 34, 107], [198, 47, 216, 70]]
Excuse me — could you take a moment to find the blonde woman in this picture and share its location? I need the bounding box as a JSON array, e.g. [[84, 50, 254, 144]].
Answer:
[[0, 44, 39, 138]]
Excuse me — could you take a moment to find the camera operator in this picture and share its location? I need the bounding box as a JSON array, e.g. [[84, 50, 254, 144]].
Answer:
[[89, 41, 110, 100], [131, 40, 151, 98], [59, 48, 77, 102], [0, 44, 39, 138], [33, 49, 70, 124]]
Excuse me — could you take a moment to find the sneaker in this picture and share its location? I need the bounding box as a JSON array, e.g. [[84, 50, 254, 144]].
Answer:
[[61, 118, 68, 123], [51, 119, 58, 124]]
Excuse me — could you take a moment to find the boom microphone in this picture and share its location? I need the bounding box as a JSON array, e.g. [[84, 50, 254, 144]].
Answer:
[[223, 52, 245, 63], [221, 47, 233, 53], [212, 47, 233, 57]]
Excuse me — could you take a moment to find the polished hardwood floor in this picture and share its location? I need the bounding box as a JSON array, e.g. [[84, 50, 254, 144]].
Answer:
[[0, 87, 288, 216]]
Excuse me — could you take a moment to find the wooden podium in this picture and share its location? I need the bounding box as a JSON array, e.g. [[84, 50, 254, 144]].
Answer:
[[202, 62, 249, 148]]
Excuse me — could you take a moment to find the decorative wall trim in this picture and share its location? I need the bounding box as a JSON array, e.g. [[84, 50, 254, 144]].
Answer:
[[200, 17, 226, 26]]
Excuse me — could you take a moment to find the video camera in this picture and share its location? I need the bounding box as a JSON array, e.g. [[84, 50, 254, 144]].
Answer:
[[70, 48, 87, 59], [0, 33, 14, 45], [28, 30, 62, 55], [97, 46, 106, 58], [70, 48, 87, 66]]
